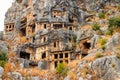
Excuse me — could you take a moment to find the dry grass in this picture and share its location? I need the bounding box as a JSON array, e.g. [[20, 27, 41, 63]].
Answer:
[[67, 71, 77, 80], [83, 56, 95, 62]]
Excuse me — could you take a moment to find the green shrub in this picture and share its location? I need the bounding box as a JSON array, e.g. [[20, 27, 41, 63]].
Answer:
[[98, 13, 105, 19], [102, 45, 106, 50], [0, 51, 7, 67], [108, 17, 120, 28], [105, 29, 113, 35], [99, 38, 107, 45], [56, 63, 68, 76], [95, 53, 103, 58], [73, 35, 77, 42], [97, 30, 103, 35], [92, 23, 100, 31], [0, 51, 7, 61], [0, 60, 6, 68]]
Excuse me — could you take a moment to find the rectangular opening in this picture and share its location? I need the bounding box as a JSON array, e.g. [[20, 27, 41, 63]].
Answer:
[[54, 54, 58, 59], [9, 25, 11, 28], [42, 52, 46, 59], [69, 27, 72, 30], [32, 24, 35, 33], [65, 53, 68, 58], [60, 53, 63, 58], [20, 51, 30, 60], [44, 37, 46, 42], [82, 54, 88, 58], [20, 28, 26, 36], [60, 60, 63, 63], [54, 42, 56, 47], [83, 41, 91, 49], [53, 24, 62, 29], [12, 25, 14, 28], [44, 24, 46, 29], [55, 61, 58, 68]]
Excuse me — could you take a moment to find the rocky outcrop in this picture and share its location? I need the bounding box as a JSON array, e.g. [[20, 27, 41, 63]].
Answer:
[[90, 56, 120, 80]]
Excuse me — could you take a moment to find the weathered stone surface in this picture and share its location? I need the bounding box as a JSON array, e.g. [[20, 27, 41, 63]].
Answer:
[[31, 76, 41, 80], [0, 41, 8, 53], [12, 72, 22, 80], [90, 56, 120, 80], [105, 33, 120, 51], [64, 76, 70, 80], [91, 34, 99, 48], [0, 66, 4, 77], [38, 61, 47, 70], [20, 63, 24, 69]]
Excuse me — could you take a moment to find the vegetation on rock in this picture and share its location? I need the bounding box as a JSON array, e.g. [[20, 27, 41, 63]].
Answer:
[[92, 23, 100, 31], [98, 13, 105, 19], [95, 53, 103, 58], [108, 17, 120, 28], [0, 51, 7, 67], [56, 63, 68, 76]]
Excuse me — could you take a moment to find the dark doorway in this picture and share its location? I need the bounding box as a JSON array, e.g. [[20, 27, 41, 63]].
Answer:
[[60, 53, 63, 58], [54, 54, 58, 59], [83, 42, 91, 49], [20, 28, 26, 36], [20, 51, 30, 59], [55, 61, 58, 68], [82, 54, 88, 58], [32, 24, 35, 33], [65, 53, 68, 58], [42, 52, 46, 59]]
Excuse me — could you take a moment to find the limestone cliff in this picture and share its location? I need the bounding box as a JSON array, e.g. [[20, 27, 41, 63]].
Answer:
[[1, 0, 120, 80]]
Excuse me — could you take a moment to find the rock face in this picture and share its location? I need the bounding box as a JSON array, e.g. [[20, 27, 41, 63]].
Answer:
[[105, 33, 120, 51], [0, 66, 4, 77], [0, 41, 8, 53], [90, 56, 120, 80], [77, 0, 120, 11], [38, 61, 48, 70]]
